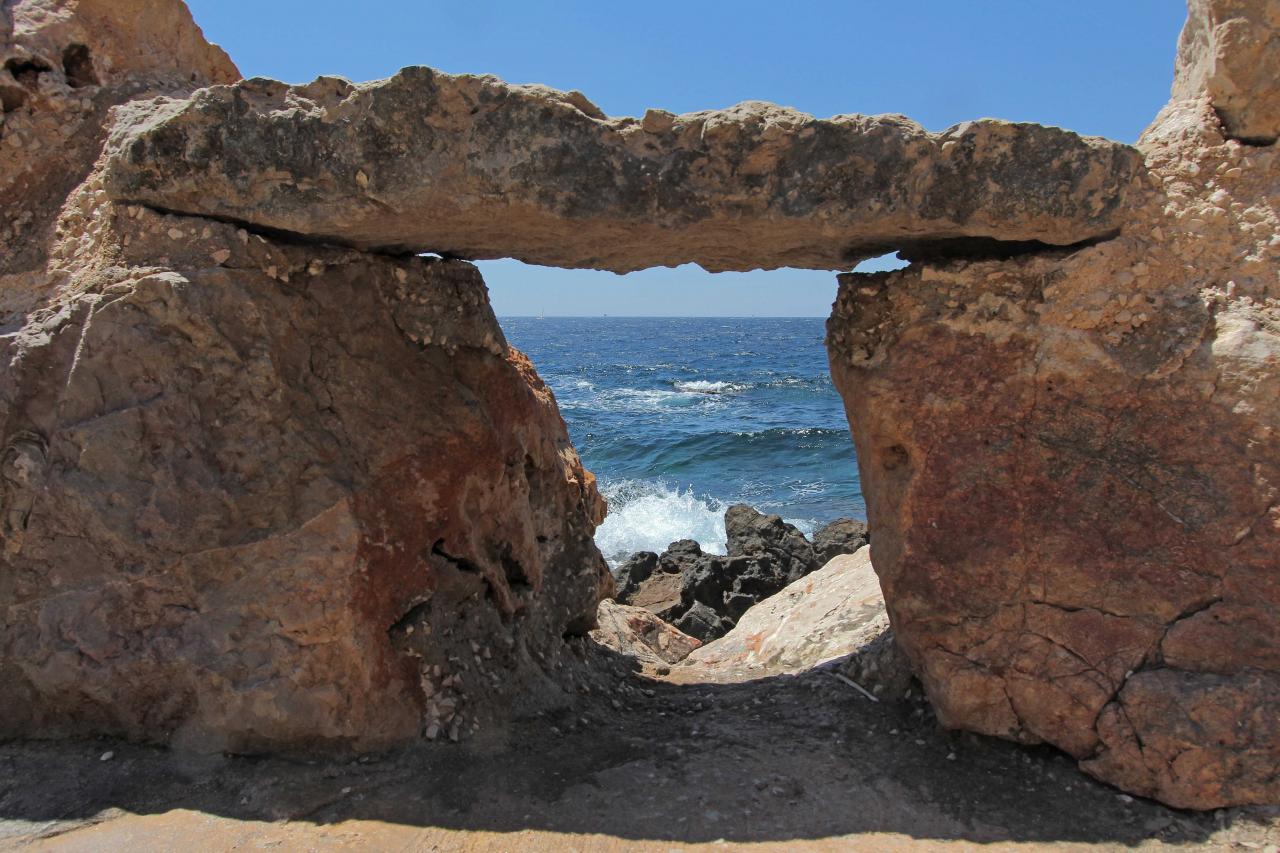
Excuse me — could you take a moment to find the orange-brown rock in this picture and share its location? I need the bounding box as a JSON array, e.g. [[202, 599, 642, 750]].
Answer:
[[0, 0, 612, 752], [826, 4, 1279, 809], [0, 201, 612, 751], [3, 0, 1276, 814], [1, 0, 238, 314]]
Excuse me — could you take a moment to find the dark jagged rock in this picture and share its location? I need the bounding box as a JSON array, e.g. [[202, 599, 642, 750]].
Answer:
[[725, 504, 817, 584], [613, 551, 658, 602], [812, 518, 871, 564], [614, 506, 870, 642]]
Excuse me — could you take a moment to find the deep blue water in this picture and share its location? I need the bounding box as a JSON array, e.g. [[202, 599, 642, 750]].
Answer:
[[500, 317, 864, 566]]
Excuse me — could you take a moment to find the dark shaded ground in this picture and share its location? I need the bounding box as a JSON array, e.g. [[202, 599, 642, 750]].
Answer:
[[2, 654, 1278, 851]]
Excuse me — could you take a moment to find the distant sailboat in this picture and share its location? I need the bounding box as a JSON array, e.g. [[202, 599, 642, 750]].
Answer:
[[537, 308, 545, 320]]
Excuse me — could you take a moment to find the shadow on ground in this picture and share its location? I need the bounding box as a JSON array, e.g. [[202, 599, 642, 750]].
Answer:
[[2, 647, 1277, 850]]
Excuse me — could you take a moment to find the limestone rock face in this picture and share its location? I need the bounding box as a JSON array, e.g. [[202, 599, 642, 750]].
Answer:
[[0, 1, 613, 753], [827, 87, 1279, 806], [1, 0, 238, 310], [98, 69, 1141, 272], [0, 202, 612, 751], [0, 195, 611, 747], [1173, 0, 1280, 143]]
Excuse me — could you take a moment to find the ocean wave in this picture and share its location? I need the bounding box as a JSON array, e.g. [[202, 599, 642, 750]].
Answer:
[[595, 479, 728, 567], [671, 380, 745, 394], [593, 477, 827, 568]]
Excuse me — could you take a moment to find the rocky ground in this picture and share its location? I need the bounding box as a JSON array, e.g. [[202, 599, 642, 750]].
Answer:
[[2, 658, 1278, 851], [3, 548, 1278, 851]]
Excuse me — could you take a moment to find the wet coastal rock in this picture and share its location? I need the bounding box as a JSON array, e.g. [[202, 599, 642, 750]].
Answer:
[[614, 506, 871, 641]]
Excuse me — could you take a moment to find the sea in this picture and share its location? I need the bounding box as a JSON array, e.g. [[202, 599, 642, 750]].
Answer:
[[500, 317, 865, 567]]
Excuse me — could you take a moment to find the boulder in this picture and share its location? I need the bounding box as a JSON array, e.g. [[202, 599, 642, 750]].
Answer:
[[826, 6, 1280, 804], [99, 70, 1140, 273], [0, 201, 613, 752], [724, 504, 816, 584], [590, 599, 701, 668], [613, 550, 658, 602], [677, 548, 911, 699], [810, 518, 870, 564]]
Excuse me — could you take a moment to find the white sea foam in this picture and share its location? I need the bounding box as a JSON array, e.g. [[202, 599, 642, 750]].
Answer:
[[595, 479, 727, 567], [672, 380, 744, 394]]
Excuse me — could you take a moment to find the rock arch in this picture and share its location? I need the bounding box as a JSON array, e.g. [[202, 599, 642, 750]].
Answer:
[[0, 0, 1276, 810]]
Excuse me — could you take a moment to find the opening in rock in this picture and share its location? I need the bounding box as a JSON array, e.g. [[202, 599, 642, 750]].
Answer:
[[483, 260, 867, 567], [480, 259, 890, 679], [61, 44, 98, 88], [4, 57, 51, 88]]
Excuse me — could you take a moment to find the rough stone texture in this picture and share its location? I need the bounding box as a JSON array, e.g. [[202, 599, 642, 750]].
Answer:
[[3, 0, 1275, 813], [97, 69, 1141, 273], [0, 1, 613, 753], [614, 507, 838, 642], [1, 0, 238, 318], [811, 517, 871, 564], [723, 504, 816, 584], [0, 202, 612, 751], [612, 551, 659, 603], [678, 548, 890, 679], [589, 599, 701, 668], [826, 28, 1280, 806], [1173, 0, 1280, 143]]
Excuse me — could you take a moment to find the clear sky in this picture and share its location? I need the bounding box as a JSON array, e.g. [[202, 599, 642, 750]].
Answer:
[[185, 1, 1186, 317]]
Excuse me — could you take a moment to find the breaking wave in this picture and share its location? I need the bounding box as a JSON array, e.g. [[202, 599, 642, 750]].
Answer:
[[594, 479, 728, 567]]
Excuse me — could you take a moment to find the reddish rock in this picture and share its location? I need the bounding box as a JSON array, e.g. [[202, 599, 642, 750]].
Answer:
[[0, 204, 611, 751], [826, 2, 1279, 807]]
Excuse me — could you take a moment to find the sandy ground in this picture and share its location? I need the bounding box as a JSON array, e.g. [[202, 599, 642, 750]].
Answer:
[[2, 651, 1278, 852]]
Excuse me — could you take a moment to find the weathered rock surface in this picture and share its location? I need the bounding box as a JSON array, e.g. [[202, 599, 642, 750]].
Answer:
[[677, 548, 892, 680], [1, 0, 238, 314], [1173, 0, 1280, 143], [811, 517, 871, 564], [723, 503, 816, 584], [826, 2, 1279, 808], [614, 506, 869, 642], [4, 0, 1274, 815], [0, 0, 613, 752], [97, 69, 1141, 272], [1, 202, 612, 751], [590, 599, 701, 668]]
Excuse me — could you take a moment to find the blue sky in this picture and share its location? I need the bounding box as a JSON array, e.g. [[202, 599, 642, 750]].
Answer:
[[185, 1, 1185, 317]]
